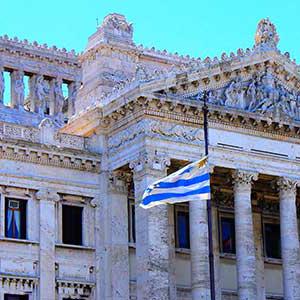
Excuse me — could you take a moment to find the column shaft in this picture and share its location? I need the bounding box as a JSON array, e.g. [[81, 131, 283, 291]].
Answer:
[[233, 171, 257, 300], [37, 189, 58, 300], [131, 152, 176, 300], [278, 178, 300, 300], [189, 200, 210, 300]]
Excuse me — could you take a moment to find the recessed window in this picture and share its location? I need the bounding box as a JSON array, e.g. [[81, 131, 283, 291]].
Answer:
[[128, 199, 136, 243], [220, 216, 236, 254], [4, 294, 29, 300], [5, 198, 27, 239], [175, 206, 190, 249], [264, 222, 281, 259], [62, 204, 83, 245]]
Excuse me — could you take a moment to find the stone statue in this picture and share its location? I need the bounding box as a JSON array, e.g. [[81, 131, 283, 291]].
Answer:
[[247, 79, 257, 111], [14, 71, 25, 108], [255, 18, 279, 48], [0, 68, 4, 104], [35, 75, 47, 114], [54, 79, 64, 121]]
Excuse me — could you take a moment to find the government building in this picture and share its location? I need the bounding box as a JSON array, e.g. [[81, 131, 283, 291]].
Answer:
[[0, 14, 299, 300]]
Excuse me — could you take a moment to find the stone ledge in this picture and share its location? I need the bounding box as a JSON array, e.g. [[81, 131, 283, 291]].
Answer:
[[0, 237, 39, 245], [55, 243, 95, 251]]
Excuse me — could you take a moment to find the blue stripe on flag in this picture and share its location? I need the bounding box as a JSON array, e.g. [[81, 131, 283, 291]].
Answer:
[[142, 185, 211, 206], [154, 173, 210, 189]]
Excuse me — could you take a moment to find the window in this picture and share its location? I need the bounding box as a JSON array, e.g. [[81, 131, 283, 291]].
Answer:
[[220, 216, 236, 254], [5, 198, 27, 239], [264, 222, 281, 259], [62, 205, 83, 245], [4, 295, 28, 300], [175, 205, 190, 249], [128, 199, 136, 243]]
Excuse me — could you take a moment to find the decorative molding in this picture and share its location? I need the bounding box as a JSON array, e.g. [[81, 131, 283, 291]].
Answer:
[[0, 274, 37, 292], [56, 279, 95, 297], [36, 189, 60, 202], [108, 119, 203, 153], [108, 170, 131, 194], [277, 177, 298, 193], [129, 150, 170, 177], [0, 141, 100, 173], [232, 170, 258, 186]]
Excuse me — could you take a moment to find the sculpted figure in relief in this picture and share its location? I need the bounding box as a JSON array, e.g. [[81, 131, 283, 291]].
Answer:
[[54, 79, 64, 121], [0, 68, 4, 104], [14, 71, 25, 108], [35, 75, 48, 114]]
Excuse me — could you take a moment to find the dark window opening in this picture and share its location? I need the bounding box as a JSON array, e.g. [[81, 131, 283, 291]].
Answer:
[[4, 295, 29, 300], [264, 222, 281, 259], [5, 198, 27, 239], [176, 210, 190, 249], [128, 199, 136, 243], [62, 205, 83, 245], [220, 216, 236, 254]]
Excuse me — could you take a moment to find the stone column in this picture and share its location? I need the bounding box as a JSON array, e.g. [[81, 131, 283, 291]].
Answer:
[[278, 177, 300, 300], [233, 170, 257, 300], [190, 198, 210, 299], [11, 70, 24, 109], [105, 171, 130, 300], [253, 208, 266, 300], [36, 189, 59, 300], [130, 151, 176, 300]]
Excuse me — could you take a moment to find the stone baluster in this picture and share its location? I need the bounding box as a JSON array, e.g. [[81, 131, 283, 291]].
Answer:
[[0, 66, 4, 105], [278, 178, 300, 300], [36, 189, 60, 300], [11, 70, 25, 110], [130, 151, 176, 300], [105, 170, 130, 300], [233, 170, 258, 300]]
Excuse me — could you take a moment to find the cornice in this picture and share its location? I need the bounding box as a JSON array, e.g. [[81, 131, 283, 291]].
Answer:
[[0, 140, 100, 173]]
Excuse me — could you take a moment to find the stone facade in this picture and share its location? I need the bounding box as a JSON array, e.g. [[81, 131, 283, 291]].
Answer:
[[0, 13, 299, 300]]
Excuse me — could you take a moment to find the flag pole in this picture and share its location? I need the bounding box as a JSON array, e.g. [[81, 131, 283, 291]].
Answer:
[[202, 91, 216, 300]]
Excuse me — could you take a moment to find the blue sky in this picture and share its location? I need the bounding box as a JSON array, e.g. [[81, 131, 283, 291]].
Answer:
[[1, 1, 300, 61]]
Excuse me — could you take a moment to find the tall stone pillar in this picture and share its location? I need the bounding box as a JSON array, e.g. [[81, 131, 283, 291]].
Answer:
[[0, 67, 4, 105], [278, 178, 300, 300], [11, 70, 25, 109], [105, 171, 130, 300], [233, 170, 257, 300], [130, 151, 176, 300], [36, 189, 59, 300], [253, 208, 266, 300], [189, 198, 210, 300]]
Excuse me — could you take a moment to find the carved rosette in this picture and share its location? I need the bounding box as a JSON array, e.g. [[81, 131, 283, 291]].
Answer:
[[277, 177, 298, 193], [232, 170, 258, 188]]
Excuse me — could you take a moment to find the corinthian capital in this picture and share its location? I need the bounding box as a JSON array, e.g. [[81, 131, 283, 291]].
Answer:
[[232, 170, 258, 186], [109, 170, 131, 194], [129, 150, 170, 175], [277, 177, 298, 193]]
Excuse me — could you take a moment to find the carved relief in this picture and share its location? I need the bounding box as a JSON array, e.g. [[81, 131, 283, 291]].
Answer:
[[193, 68, 300, 122], [108, 119, 204, 152], [255, 18, 279, 48]]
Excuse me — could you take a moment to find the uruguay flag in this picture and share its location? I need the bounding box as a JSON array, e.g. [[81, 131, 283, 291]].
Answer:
[[140, 156, 211, 209]]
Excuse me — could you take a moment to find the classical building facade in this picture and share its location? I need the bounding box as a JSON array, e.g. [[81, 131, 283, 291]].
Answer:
[[0, 13, 299, 300]]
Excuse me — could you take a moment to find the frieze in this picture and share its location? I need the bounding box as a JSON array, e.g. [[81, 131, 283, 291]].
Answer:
[[107, 119, 204, 152]]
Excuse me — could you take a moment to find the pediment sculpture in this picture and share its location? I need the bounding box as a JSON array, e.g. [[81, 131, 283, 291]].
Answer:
[[192, 68, 300, 121]]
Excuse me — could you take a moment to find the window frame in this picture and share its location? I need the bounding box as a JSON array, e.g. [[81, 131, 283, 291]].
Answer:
[[262, 216, 281, 260], [219, 211, 236, 255], [61, 202, 84, 246], [4, 197, 28, 240], [174, 203, 190, 250]]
